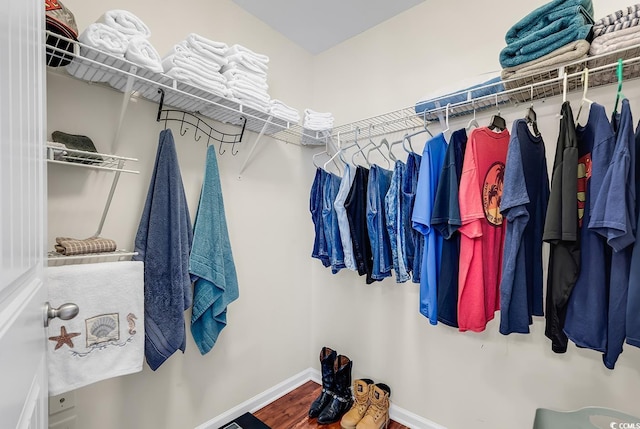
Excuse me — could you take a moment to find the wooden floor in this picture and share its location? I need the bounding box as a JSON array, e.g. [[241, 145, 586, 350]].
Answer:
[[253, 380, 409, 429]]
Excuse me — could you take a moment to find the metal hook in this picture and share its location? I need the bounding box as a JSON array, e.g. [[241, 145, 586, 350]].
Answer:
[[219, 141, 226, 156], [231, 140, 239, 156], [194, 118, 202, 142], [180, 112, 188, 136]]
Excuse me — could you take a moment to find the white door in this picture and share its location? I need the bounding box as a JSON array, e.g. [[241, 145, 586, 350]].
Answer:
[[0, 1, 49, 428]]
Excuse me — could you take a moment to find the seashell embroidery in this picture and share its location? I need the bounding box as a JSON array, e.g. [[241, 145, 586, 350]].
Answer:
[[127, 313, 137, 335], [85, 313, 120, 347]]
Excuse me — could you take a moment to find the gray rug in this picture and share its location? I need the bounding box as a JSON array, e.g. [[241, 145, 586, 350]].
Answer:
[[219, 412, 271, 429]]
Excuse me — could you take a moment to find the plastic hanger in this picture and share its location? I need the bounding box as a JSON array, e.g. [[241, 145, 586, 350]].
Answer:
[[614, 58, 624, 114], [466, 101, 479, 130], [575, 68, 593, 124], [401, 111, 432, 153], [363, 125, 391, 169], [351, 127, 372, 167], [441, 103, 451, 136], [323, 133, 349, 172], [488, 94, 506, 131], [526, 85, 540, 137]]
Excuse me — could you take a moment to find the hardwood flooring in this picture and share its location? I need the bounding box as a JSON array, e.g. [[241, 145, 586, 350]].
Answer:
[[253, 380, 409, 429]]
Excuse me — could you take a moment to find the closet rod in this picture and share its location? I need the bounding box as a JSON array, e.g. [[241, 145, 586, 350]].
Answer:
[[331, 50, 640, 144]]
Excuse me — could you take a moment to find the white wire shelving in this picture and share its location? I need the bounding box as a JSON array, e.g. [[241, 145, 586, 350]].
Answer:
[[47, 249, 138, 266]]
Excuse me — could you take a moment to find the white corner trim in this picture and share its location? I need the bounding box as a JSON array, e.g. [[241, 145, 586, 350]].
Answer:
[[194, 368, 315, 429], [195, 368, 446, 429]]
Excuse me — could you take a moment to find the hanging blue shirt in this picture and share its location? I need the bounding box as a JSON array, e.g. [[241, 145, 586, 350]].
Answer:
[[412, 133, 448, 325], [403, 153, 423, 283], [499, 120, 549, 335], [590, 98, 636, 369], [310, 168, 330, 267], [627, 120, 640, 349], [564, 103, 615, 354], [431, 129, 467, 327]]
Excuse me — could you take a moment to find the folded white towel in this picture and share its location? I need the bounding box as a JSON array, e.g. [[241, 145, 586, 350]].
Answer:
[[47, 261, 144, 395], [225, 53, 268, 73], [78, 23, 128, 56], [165, 67, 230, 98], [223, 61, 268, 79], [162, 54, 226, 82], [590, 25, 640, 55], [270, 99, 300, 123], [304, 108, 333, 119], [185, 33, 229, 67], [163, 43, 224, 72], [97, 10, 151, 39], [125, 36, 162, 73], [227, 44, 270, 64], [227, 78, 268, 93], [231, 97, 271, 113], [222, 69, 268, 87], [228, 85, 271, 104]]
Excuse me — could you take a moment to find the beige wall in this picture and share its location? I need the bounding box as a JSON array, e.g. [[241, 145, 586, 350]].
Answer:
[[47, 0, 640, 428], [310, 1, 640, 428]]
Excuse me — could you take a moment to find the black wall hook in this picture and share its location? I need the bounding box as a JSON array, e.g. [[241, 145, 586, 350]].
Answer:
[[156, 89, 247, 155]]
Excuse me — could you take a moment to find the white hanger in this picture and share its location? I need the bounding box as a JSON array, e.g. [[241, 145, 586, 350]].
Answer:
[[364, 125, 391, 169], [401, 111, 432, 153], [442, 103, 451, 136], [575, 68, 592, 124], [351, 127, 372, 167], [466, 100, 479, 130]]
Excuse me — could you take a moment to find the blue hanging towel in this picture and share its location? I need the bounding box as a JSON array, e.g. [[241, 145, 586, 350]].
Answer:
[[190, 145, 239, 355], [133, 129, 193, 371]]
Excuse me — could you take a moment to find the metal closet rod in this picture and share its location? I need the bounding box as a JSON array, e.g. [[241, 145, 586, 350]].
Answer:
[[330, 53, 640, 144]]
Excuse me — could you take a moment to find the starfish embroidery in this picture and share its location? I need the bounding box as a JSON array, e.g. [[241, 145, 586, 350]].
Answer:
[[48, 326, 81, 350]]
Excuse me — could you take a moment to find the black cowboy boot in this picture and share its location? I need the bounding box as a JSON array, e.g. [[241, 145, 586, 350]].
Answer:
[[317, 354, 353, 425], [308, 347, 338, 418]]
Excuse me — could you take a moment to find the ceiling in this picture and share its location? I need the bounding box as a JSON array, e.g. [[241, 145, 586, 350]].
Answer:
[[231, 0, 426, 55]]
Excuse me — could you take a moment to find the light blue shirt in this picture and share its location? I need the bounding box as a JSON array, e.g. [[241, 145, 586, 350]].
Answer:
[[334, 164, 357, 271]]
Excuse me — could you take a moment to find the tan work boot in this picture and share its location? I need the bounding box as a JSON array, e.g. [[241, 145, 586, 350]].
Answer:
[[340, 379, 374, 429], [356, 383, 391, 429]]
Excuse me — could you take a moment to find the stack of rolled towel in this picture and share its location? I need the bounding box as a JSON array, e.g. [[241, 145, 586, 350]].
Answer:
[[500, 0, 594, 87], [588, 4, 640, 84], [303, 109, 334, 132], [269, 99, 300, 124], [221, 44, 271, 112], [67, 9, 163, 82], [162, 34, 231, 98]]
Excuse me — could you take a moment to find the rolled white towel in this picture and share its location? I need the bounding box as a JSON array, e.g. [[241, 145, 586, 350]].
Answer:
[[185, 33, 229, 67], [227, 44, 270, 64], [97, 10, 151, 39], [78, 23, 128, 56], [125, 37, 162, 73], [226, 78, 268, 93], [165, 67, 230, 98]]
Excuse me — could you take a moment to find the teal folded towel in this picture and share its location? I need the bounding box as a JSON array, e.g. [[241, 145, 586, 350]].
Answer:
[[505, 0, 593, 44], [500, 0, 594, 68], [190, 145, 239, 355], [133, 129, 193, 371]]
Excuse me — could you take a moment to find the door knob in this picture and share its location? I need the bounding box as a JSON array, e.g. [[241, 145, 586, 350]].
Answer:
[[44, 302, 79, 327]]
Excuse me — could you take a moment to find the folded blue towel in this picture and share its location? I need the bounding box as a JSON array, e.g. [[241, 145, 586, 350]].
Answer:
[[190, 145, 239, 355], [133, 129, 193, 371], [505, 0, 593, 44], [500, 13, 593, 68], [415, 76, 505, 114]]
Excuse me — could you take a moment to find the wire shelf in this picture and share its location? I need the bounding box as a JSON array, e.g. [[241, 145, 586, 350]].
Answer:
[[46, 143, 140, 173], [329, 43, 640, 145], [47, 249, 138, 266], [45, 31, 301, 145]]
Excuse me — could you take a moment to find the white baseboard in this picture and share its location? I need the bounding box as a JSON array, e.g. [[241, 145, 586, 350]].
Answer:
[[194, 368, 315, 429], [196, 368, 446, 429]]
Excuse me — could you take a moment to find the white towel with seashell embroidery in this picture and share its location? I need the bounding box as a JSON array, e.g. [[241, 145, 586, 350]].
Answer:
[[47, 261, 144, 395]]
